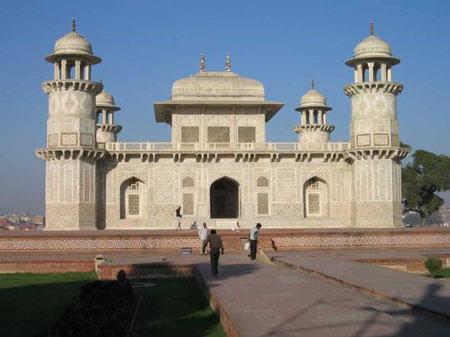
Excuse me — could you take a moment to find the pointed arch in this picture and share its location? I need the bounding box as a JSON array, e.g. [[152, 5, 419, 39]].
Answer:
[[303, 176, 329, 218], [210, 176, 239, 218], [120, 177, 145, 219]]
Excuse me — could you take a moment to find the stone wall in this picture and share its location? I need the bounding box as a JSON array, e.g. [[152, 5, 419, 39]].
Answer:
[[98, 155, 354, 229]]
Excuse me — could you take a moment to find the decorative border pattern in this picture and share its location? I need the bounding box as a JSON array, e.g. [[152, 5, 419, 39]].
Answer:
[[272, 233, 450, 248]]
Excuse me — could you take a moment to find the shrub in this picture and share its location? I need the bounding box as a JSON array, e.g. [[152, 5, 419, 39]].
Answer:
[[37, 271, 135, 337], [425, 257, 443, 277]]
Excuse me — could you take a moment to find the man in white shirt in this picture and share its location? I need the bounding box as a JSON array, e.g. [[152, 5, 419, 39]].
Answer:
[[249, 223, 262, 260], [198, 222, 209, 255]]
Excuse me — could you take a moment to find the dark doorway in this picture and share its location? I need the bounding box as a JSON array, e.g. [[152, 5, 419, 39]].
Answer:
[[210, 177, 239, 218]]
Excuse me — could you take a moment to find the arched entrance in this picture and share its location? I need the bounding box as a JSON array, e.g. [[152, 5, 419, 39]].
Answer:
[[210, 177, 239, 218]]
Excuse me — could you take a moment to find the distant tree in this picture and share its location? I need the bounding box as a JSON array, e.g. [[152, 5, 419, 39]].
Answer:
[[402, 150, 450, 219]]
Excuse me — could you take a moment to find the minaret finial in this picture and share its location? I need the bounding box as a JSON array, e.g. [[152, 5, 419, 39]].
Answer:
[[200, 52, 206, 72], [311, 80, 315, 89], [369, 21, 374, 35], [225, 53, 232, 72], [72, 18, 76, 32]]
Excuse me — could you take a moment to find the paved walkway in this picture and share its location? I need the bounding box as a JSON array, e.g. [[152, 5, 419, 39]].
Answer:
[[196, 254, 450, 337], [268, 249, 450, 318]]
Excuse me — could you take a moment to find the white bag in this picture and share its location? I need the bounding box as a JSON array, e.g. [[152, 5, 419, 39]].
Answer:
[[244, 241, 250, 251]]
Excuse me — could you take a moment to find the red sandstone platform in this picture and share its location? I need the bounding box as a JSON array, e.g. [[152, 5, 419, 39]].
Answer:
[[1, 228, 450, 253]]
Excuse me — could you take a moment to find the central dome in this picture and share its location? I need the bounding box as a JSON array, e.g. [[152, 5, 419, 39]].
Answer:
[[171, 71, 265, 101]]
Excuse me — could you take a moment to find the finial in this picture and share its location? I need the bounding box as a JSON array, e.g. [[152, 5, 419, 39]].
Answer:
[[72, 18, 76, 32], [225, 53, 232, 72], [311, 80, 315, 89], [200, 52, 206, 72], [369, 21, 374, 35]]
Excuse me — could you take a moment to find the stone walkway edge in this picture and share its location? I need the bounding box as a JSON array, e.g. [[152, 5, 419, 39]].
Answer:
[[270, 255, 450, 321]]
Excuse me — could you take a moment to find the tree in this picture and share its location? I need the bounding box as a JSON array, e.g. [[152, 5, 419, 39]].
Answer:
[[402, 150, 450, 219]]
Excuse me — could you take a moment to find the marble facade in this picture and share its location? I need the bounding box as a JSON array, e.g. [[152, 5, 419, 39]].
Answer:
[[36, 21, 408, 230]]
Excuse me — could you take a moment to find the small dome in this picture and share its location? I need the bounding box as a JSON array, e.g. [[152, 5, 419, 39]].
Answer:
[[45, 21, 101, 64], [346, 31, 400, 66], [299, 89, 328, 108], [54, 32, 93, 56], [354, 35, 392, 59], [96, 90, 120, 111], [171, 71, 265, 102]]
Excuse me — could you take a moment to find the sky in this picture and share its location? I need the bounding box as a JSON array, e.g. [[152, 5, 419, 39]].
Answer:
[[0, 0, 449, 214]]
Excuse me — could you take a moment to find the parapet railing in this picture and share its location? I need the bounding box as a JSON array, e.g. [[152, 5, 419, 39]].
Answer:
[[105, 142, 350, 152]]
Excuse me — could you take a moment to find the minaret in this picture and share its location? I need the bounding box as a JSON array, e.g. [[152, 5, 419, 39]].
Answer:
[[95, 87, 122, 147], [38, 19, 103, 230], [294, 81, 334, 144], [344, 23, 407, 227]]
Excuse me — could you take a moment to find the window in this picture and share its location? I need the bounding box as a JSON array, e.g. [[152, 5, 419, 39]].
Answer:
[[120, 178, 144, 219], [128, 194, 140, 215], [257, 176, 269, 187], [303, 178, 328, 218], [183, 193, 194, 215], [308, 193, 320, 214], [256, 176, 269, 215], [181, 127, 199, 143], [257, 193, 269, 215], [208, 127, 230, 143], [182, 176, 194, 188], [238, 127, 256, 143]]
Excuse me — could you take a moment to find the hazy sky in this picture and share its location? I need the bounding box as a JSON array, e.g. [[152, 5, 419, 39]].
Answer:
[[0, 0, 449, 214]]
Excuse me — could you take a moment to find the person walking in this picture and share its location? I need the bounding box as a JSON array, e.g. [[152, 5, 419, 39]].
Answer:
[[175, 206, 182, 230], [249, 223, 262, 260], [198, 222, 209, 255], [205, 229, 224, 277]]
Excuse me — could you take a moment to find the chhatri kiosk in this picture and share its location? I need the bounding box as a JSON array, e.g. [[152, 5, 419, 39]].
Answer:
[[37, 21, 408, 230]]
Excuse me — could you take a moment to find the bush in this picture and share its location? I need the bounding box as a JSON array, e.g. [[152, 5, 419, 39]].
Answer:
[[425, 257, 443, 277], [37, 271, 135, 337]]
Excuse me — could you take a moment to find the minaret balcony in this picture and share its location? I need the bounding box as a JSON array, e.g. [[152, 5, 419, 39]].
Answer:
[[42, 79, 103, 94], [344, 81, 403, 97], [294, 124, 335, 134]]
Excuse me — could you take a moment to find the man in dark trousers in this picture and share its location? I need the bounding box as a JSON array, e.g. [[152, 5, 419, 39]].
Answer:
[[175, 206, 182, 230], [249, 223, 262, 260], [205, 229, 224, 277]]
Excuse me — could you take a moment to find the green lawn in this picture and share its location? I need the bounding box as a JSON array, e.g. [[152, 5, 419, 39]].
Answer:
[[0, 272, 97, 337], [133, 278, 226, 337]]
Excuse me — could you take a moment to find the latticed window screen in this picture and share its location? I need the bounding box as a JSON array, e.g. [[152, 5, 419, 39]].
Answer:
[[128, 194, 140, 215], [257, 176, 269, 187], [183, 193, 194, 215], [207, 127, 230, 143], [238, 127, 256, 143], [181, 127, 199, 143], [308, 193, 320, 214], [182, 177, 194, 188], [257, 193, 269, 215]]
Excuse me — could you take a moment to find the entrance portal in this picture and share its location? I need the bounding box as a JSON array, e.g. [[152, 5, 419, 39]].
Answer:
[[210, 177, 239, 218]]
